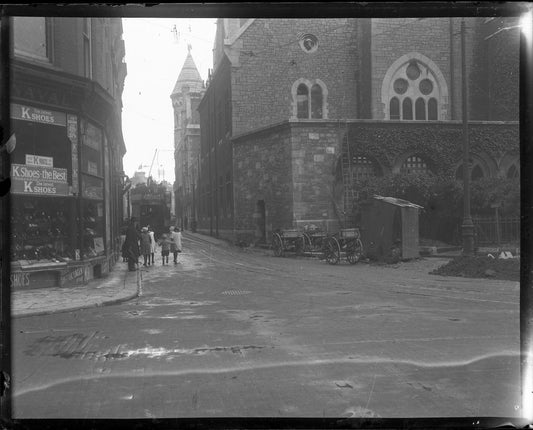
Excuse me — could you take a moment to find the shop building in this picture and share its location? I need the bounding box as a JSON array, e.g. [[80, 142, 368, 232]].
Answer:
[[195, 18, 519, 245], [9, 17, 127, 290]]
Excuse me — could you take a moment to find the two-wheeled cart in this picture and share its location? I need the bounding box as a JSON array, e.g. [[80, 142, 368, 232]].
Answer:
[[323, 227, 364, 265], [301, 229, 328, 256], [271, 229, 304, 257]]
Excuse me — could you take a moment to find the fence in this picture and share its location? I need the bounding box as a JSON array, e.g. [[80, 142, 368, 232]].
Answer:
[[472, 216, 520, 245]]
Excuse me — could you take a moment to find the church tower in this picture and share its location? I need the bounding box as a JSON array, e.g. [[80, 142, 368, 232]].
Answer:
[[171, 45, 205, 230]]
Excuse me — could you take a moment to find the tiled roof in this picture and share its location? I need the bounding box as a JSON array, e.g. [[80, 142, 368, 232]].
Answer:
[[171, 50, 204, 96]]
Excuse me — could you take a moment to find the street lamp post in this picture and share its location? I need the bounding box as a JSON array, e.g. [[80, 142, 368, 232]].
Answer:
[[461, 18, 475, 256]]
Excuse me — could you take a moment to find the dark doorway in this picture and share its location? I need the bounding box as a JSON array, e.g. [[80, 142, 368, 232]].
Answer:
[[256, 200, 266, 243]]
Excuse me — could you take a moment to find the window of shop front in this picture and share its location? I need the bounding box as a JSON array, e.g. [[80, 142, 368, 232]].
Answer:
[[81, 121, 105, 258], [10, 105, 77, 262]]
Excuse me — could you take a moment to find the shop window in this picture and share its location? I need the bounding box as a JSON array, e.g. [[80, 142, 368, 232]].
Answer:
[[82, 200, 105, 258], [401, 155, 431, 175], [11, 198, 77, 262], [390, 97, 400, 120], [82, 122, 103, 177]]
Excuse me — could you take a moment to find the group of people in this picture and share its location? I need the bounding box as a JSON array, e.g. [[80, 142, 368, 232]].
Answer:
[[122, 217, 183, 271]]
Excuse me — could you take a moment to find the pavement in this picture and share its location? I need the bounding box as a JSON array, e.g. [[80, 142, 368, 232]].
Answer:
[[12, 260, 142, 318], [11, 231, 230, 318]]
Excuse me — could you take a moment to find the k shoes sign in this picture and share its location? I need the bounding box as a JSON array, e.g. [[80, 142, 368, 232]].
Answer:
[[11, 103, 67, 127], [11, 164, 69, 196]]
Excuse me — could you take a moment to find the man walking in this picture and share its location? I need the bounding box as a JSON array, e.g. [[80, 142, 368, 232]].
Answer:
[[123, 217, 140, 271]]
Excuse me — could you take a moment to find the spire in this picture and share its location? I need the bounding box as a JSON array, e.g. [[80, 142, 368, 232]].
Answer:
[[171, 47, 203, 96]]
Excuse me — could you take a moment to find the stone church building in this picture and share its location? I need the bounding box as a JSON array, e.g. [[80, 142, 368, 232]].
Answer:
[[187, 18, 519, 244]]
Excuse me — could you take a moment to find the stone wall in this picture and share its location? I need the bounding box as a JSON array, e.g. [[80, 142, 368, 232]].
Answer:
[[343, 120, 519, 178], [231, 18, 359, 136], [232, 124, 294, 244], [231, 119, 518, 241]]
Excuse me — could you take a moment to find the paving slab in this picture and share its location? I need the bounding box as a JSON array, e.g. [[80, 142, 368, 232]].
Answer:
[[12, 263, 141, 318]]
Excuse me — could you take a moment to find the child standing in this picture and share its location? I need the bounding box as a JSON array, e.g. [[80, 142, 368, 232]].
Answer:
[[140, 227, 152, 267], [148, 226, 156, 265], [158, 233, 171, 265]]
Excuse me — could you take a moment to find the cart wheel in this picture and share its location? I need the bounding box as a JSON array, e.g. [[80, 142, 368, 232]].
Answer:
[[325, 237, 341, 265], [347, 238, 364, 264], [272, 233, 283, 257]]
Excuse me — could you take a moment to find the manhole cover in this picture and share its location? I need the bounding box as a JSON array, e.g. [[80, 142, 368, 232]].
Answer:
[[221, 290, 251, 296]]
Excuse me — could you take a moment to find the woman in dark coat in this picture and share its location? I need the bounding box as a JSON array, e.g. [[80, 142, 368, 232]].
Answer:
[[124, 217, 140, 271]]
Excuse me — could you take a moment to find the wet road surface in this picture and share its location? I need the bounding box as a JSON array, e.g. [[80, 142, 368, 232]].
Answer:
[[13, 234, 520, 418]]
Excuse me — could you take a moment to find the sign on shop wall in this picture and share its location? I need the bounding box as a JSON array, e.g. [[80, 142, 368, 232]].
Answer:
[[25, 154, 53, 167], [82, 122, 102, 151], [67, 114, 79, 193], [11, 103, 67, 127], [11, 163, 69, 196], [81, 174, 104, 200]]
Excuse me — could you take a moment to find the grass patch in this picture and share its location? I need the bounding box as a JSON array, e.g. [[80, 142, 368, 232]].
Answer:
[[430, 256, 519, 282]]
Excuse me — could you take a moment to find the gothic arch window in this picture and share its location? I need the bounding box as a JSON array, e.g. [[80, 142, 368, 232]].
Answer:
[[310, 84, 323, 118], [296, 84, 309, 119], [401, 155, 432, 175], [455, 158, 487, 181], [349, 155, 383, 181], [292, 79, 328, 119], [507, 164, 519, 179], [390, 97, 400, 120], [382, 53, 449, 121]]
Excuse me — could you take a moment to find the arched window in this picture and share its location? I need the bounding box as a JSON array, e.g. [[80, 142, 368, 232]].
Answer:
[[350, 155, 382, 181], [390, 97, 400, 120], [455, 160, 486, 181], [401, 155, 431, 175], [415, 98, 426, 120], [383, 54, 448, 121], [292, 79, 327, 119], [507, 164, 519, 179], [310, 84, 323, 119], [296, 84, 309, 119], [428, 98, 438, 120], [402, 98, 413, 120]]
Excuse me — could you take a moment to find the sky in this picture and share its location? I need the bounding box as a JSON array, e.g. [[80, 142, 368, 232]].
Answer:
[[121, 18, 217, 184]]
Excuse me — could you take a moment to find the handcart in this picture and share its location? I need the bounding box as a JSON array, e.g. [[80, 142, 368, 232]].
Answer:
[[323, 228, 364, 265], [271, 229, 304, 257]]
